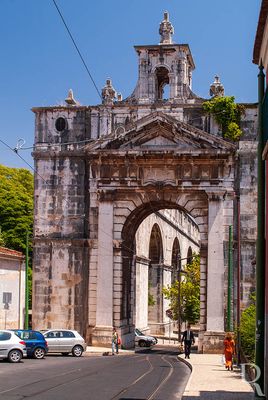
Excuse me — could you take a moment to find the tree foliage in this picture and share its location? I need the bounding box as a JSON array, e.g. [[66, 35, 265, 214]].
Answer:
[[203, 96, 244, 141], [163, 253, 200, 324], [0, 164, 33, 253], [239, 293, 256, 362], [0, 165, 34, 308]]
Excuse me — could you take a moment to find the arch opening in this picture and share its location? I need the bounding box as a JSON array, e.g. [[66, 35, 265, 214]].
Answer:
[[155, 67, 170, 100], [122, 202, 202, 338]]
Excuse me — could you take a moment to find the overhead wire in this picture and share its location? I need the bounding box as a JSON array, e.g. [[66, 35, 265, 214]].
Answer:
[[52, 0, 102, 100]]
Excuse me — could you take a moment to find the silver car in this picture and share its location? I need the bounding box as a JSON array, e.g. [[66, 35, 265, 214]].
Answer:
[[135, 328, 158, 347], [42, 329, 87, 357], [0, 330, 27, 362]]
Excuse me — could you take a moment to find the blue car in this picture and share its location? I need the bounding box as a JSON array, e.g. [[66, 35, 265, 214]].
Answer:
[[12, 330, 48, 359]]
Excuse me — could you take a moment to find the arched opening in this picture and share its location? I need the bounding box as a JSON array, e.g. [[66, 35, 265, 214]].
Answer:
[[155, 67, 170, 100], [187, 246, 193, 264], [148, 224, 163, 329], [171, 237, 181, 283], [123, 201, 202, 339]]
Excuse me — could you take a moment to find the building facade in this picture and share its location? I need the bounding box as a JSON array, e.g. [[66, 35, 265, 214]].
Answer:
[[32, 13, 257, 352], [0, 247, 25, 329]]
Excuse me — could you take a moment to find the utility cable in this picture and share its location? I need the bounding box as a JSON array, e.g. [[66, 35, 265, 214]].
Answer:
[[52, 0, 102, 100]]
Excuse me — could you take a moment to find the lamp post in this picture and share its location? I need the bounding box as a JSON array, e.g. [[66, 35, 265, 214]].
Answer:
[[24, 231, 29, 330]]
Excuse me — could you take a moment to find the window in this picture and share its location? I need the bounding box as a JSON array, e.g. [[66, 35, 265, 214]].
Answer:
[[0, 332, 11, 341], [62, 331, 75, 338], [55, 117, 67, 132]]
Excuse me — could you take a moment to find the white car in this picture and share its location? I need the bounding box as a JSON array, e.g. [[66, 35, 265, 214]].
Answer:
[[135, 328, 158, 347], [42, 329, 87, 357], [0, 330, 27, 362]]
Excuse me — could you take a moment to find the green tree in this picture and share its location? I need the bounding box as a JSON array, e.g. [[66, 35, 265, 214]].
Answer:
[[203, 96, 244, 141], [163, 253, 200, 324], [0, 165, 33, 252], [239, 293, 256, 362], [0, 165, 34, 308]]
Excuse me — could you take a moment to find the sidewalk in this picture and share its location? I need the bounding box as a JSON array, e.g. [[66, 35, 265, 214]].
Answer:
[[85, 345, 134, 355], [181, 353, 254, 400]]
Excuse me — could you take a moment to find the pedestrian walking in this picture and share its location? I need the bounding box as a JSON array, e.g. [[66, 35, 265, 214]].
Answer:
[[223, 332, 235, 371], [112, 328, 119, 355], [181, 323, 195, 359]]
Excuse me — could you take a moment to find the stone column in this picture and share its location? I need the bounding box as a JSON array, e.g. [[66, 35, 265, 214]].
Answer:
[[135, 256, 149, 331], [203, 192, 225, 353], [92, 200, 114, 345], [207, 193, 225, 331]]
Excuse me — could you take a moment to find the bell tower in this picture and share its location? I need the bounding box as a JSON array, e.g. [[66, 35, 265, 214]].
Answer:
[[132, 12, 196, 104]]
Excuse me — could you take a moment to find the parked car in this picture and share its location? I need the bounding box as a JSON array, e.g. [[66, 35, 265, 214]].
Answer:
[[12, 329, 48, 359], [0, 330, 27, 362], [135, 328, 158, 347], [42, 329, 87, 357]]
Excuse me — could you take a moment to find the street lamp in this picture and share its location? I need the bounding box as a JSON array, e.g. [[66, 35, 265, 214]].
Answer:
[[24, 231, 29, 330]]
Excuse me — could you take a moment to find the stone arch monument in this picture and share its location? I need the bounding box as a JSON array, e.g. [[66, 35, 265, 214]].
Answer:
[[32, 13, 257, 352]]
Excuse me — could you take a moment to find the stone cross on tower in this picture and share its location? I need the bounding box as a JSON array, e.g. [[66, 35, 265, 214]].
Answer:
[[159, 12, 174, 44]]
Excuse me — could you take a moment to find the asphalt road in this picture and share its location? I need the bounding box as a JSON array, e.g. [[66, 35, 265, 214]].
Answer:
[[0, 345, 190, 400]]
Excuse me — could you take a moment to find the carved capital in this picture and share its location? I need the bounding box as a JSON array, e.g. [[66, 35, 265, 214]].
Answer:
[[206, 190, 227, 201], [97, 189, 117, 202]]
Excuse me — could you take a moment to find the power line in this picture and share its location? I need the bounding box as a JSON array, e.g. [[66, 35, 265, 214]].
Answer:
[[0, 138, 47, 183], [52, 0, 102, 100]]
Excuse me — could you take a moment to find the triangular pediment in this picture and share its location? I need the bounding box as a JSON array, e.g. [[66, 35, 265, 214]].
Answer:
[[85, 111, 236, 153]]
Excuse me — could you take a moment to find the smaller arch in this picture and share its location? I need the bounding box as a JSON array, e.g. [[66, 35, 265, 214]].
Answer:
[[154, 66, 170, 100], [187, 246, 193, 264], [152, 63, 171, 74], [149, 223, 163, 264], [171, 237, 181, 282]]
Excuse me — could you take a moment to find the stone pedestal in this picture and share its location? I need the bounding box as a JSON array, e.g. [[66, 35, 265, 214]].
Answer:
[[201, 331, 225, 354], [91, 326, 113, 347]]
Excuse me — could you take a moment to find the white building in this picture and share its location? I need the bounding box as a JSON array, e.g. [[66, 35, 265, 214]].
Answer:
[[0, 247, 25, 329]]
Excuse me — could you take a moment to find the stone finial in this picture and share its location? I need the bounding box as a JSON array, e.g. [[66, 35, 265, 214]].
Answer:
[[102, 78, 117, 105], [117, 93, 123, 101], [209, 75, 225, 97], [159, 12, 174, 44], [65, 89, 78, 106]]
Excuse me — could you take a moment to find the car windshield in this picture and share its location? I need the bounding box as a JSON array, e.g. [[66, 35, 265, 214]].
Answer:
[[135, 328, 143, 336]]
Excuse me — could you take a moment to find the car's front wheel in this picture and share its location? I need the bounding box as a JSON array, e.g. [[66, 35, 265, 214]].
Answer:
[[72, 345, 83, 357], [8, 349, 22, 363], [139, 340, 147, 347], [33, 347, 45, 359]]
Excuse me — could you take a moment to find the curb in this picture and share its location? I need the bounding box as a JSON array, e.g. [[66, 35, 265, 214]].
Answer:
[[177, 355, 193, 372]]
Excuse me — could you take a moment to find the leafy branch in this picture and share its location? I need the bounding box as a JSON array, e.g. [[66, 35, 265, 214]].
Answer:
[[203, 96, 244, 141]]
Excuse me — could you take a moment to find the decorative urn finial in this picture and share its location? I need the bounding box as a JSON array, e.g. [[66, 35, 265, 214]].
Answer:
[[159, 11, 174, 44], [65, 89, 78, 106], [209, 75, 225, 97]]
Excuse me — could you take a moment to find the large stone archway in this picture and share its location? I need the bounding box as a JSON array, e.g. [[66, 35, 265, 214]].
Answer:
[[32, 13, 257, 353], [85, 114, 236, 350]]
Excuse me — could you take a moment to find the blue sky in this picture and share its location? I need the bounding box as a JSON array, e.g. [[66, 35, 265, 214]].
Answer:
[[0, 0, 261, 170]]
